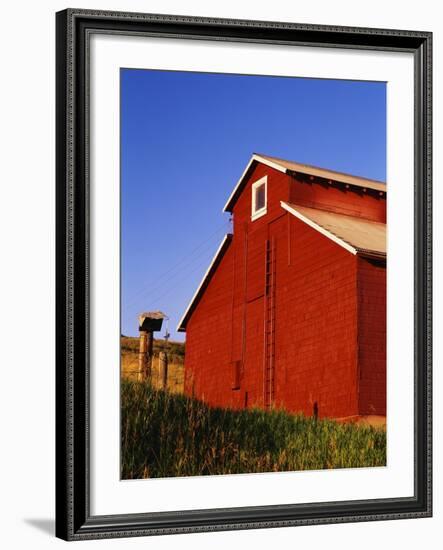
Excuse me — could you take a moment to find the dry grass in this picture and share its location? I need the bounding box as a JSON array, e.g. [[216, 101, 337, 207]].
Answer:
[[121, 336, 184, 394]]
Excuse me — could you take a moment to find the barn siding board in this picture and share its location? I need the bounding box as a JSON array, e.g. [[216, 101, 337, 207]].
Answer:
[[357, 256, 387, 416], [182, 156, 386, 420], [183, 243, 236, 408], [274, 217, 359, 418], [246, 225, 267, 302], [244, 298, 265, 408]]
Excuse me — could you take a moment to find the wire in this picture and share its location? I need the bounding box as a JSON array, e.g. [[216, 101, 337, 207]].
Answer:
[[123, 219, 230, 305], [123, 249, 217, 319], [122, 221, 231, 313], [123, 245, 220, 313], [135, 251, 219, 310]]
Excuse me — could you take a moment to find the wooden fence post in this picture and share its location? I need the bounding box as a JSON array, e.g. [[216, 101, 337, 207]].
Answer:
[[137, 311, 167, 382], [137, 331, 147, 382], [159, 351, 168, 389]]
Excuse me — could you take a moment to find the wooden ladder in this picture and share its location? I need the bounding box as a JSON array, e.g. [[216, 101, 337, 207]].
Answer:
[[264, 238, 276, 409]]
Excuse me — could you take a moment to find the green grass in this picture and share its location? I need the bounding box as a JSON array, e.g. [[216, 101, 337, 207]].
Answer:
[[121, 380, 386, 479]]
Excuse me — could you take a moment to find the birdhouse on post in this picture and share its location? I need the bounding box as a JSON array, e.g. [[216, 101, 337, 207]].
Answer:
[[137, 311, 166, 382]]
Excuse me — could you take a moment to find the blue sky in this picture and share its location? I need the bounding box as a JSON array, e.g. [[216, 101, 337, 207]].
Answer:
[[121, 69, 386, 341]]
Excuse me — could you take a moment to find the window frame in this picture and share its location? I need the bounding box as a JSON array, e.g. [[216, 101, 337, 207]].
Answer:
[[251, 176, 268, 221]]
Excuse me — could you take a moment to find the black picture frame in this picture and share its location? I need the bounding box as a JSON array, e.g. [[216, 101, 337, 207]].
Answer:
[[55, 8, 432, 541]]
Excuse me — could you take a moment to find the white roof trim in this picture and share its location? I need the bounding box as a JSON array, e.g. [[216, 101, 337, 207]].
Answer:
[[280, 201, 358, 256], [177, 234, 232, 332], [222, 154, 286, 212]]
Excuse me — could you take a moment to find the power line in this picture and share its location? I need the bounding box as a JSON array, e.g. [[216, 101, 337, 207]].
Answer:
[[122, 220, 231, 312], [123, 219, 230, 305], [124, 242, 220, 311], [123, 246, 218, 316], [141, 252, 220, 310]]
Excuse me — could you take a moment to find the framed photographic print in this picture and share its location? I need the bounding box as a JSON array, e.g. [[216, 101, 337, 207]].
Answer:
[[55, 8, 432, 541]]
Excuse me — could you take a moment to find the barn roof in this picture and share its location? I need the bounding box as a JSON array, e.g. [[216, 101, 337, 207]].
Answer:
[[223, 153, 386, 213], [177, 234, 233, 332], [281, 202, 386, 259]]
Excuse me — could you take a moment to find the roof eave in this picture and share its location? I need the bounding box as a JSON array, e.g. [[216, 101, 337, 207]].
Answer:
[[356, 249, 387, 261]]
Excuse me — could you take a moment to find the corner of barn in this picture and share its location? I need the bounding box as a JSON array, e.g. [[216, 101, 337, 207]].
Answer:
[[356, 255, 387, 417]]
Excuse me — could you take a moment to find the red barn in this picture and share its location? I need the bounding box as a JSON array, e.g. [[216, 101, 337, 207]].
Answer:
[[177, 154, 386, 422]]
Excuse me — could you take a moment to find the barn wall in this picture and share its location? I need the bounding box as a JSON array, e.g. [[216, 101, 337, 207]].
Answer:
[[184, 218, 360, 418], [183, 243, 237, 408], [357, 257, 387, 416], [288, 175, 386, 223], [274, 215, 359, 419]]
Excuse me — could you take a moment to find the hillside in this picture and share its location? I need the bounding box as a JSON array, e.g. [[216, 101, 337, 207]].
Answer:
[[121, 335, 185, 362]]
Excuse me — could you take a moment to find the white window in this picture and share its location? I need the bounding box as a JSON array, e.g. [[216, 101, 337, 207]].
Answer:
[[251, 176, 267, 221]]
